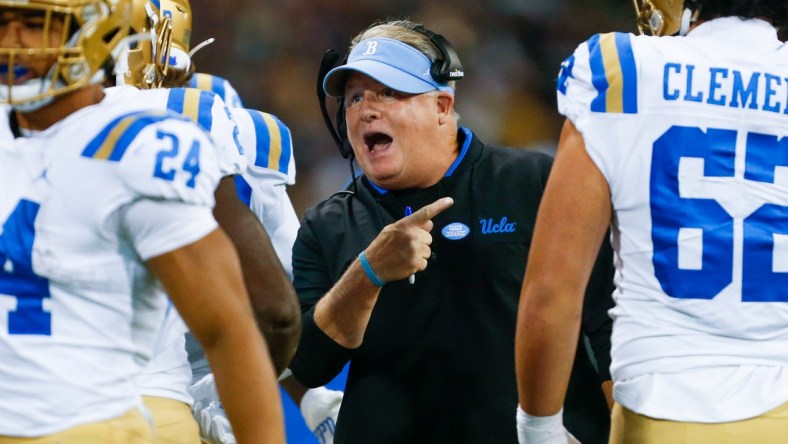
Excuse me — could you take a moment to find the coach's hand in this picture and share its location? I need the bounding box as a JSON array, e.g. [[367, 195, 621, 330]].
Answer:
[[363, 197, 453, 283]]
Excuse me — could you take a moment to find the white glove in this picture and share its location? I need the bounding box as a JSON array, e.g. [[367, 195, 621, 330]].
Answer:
[[193, 398, 236, 444], [190, 374, 235, 444], [189, 373, 220, 404], [516, 405, 580, 444], [299, 387, 343, 444]]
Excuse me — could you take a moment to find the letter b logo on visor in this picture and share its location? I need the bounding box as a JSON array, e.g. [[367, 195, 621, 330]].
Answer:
[[363, 41, 378, 55]]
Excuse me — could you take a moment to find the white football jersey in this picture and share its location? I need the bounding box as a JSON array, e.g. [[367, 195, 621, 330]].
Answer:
[[0, 91, 221, 436], [230, 107, 298, 278], [188, 73, 245, 109], [132, 86, 301, 401], [180, 77, 301, 385], [113, 84, 245, 404], [559, 18, 788, 422], [105, 85, 246, 177], [186, 108, 301, 384]]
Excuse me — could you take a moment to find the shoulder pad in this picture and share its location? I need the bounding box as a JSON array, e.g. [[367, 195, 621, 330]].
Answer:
[[189, 73, 245, 108], [230, 108, 295, 185], [557, 32, 639, 120], [165, 87, 246, 176], [82, 110, 222, 206]]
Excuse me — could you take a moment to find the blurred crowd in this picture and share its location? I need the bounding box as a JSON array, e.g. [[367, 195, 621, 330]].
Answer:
[[189, 0, 634, 217]]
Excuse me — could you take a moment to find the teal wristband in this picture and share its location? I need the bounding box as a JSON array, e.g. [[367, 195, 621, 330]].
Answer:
[[358, 251, 386, 287]]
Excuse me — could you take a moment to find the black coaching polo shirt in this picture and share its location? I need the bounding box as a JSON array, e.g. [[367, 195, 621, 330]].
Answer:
[[291, 128, 614, 444]]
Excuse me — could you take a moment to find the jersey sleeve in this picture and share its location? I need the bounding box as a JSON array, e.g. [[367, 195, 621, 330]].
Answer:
[[556, 32, 640, 182], [119, 198, 218, 261], [557, 32, 640, 121], [188, 73, 245, 109], [104, 112, 223, 207], [165, 87, 247, 176], [231, 108, 296, 185], [235, 172, 300, 278]]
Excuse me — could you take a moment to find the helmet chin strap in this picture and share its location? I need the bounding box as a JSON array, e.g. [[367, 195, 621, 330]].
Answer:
[[1, 63, 61, 113], [1, 81, 55, 113], [6, 52, 109, 113], [679, 8, 693, 36], [5, 72, 104, 113]]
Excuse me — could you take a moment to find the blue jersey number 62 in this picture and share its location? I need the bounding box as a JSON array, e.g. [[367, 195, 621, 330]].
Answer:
[[650, 126, 788, 302]]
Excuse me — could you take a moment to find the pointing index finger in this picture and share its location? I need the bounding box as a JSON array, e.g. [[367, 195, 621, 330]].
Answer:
[[405, 197, 454, 224]]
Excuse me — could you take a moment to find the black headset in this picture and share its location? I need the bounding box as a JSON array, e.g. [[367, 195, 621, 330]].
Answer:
[[317, 24, 465, 160]]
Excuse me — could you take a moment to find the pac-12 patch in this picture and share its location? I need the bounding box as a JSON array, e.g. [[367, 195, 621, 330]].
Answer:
[[442, 222, 470, 240]]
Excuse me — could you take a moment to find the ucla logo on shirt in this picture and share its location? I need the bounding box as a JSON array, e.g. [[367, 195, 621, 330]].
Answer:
[[480, 216, 516, 235], [442, 222, 470, 240]]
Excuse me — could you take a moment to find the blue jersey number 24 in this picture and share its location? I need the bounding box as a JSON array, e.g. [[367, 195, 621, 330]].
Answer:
[[154, 130, 202, 188], [650, 125, 788, 302]]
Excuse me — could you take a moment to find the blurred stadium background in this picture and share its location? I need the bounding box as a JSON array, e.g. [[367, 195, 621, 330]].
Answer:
[[189, 0, 635, 220]]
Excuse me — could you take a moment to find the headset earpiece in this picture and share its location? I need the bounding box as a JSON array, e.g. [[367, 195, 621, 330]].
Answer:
[[410, 25, 464, 83]]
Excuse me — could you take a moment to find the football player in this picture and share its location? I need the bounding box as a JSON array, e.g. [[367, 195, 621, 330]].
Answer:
[[0, 0, 284, 442], [117, 1, 317, 443], [515, 1, 788, 443]]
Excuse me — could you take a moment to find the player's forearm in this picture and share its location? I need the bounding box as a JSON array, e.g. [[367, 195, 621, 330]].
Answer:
[[213, 176, 302, 374], [205, 320, 285, 443], [601, 380, 614, 409], [515, 284, 583, 416], [259, 320, 301, 375], [246, 272, 300, 374], [148, 229, 286, 442]]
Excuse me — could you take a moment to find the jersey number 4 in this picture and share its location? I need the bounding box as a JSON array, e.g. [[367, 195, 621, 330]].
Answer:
[[650, 125, 788, 302], [0, 200, 52, 336]]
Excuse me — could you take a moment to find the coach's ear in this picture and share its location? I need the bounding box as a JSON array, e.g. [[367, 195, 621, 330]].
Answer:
[[436, 92, 455, 125]]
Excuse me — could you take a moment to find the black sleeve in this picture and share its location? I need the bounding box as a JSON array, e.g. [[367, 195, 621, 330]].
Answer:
[[289, 214, 355, 387], [292, 216, 333, 312], [580, 234, 616, 382], [290, 308, 355, 387]]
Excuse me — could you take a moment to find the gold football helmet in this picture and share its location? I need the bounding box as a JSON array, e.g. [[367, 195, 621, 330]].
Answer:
[[122, 0, 195, 88], [633, 0, 699, 36], [0, 0, 132, 111]]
